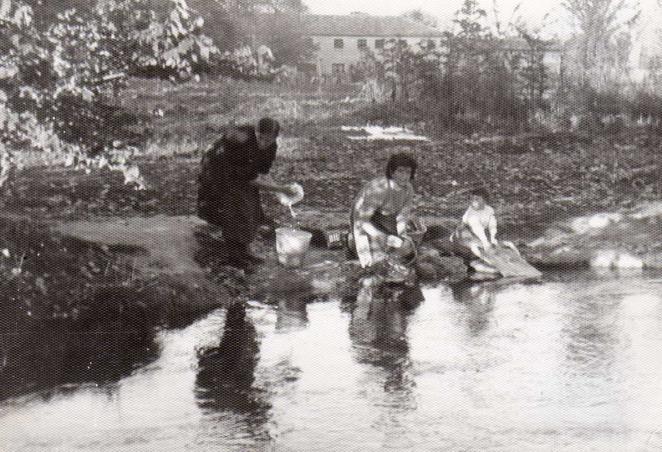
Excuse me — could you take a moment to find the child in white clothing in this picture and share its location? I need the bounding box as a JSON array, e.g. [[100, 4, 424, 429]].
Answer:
[[451, 188, 499, 259]]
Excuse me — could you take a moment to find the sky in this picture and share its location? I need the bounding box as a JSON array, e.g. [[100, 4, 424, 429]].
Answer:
[[302, 0, 662, 41]]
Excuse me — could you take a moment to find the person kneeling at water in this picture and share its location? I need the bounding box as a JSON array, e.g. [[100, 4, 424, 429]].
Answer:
[[350, 153, 419, 269], [448, 188, 519, 272], [451, 188, 498, 258]]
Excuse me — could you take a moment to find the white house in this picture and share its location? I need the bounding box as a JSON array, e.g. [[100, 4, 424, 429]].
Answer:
[[245, 12, 563, 81], [301, 13, 446, 76]]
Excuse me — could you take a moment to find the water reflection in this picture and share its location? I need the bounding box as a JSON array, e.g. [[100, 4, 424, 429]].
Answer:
[[2, 273, 662, 451], [195, 302, 270, 440], [276, 297, 309, 332], [561, 290, 620, 378], [450, 281, 497, 336], [0, 319, 157, 402], [342, 278, 425, 450], [345, 277, 424, 391]]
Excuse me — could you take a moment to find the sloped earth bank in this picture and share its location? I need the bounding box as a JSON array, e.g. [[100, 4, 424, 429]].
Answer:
[[50, 202, 662, 321], [0, 215, 229, 401], [523, 201, 662, 269]]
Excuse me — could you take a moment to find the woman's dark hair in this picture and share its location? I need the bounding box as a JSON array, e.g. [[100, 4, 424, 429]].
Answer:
[[258, 117, 280, 137], [470, 187, 490, 202], [386, 152, 417, 180]]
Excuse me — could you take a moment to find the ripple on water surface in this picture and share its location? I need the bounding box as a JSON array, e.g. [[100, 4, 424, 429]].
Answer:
[[1, 271, 662, 451]]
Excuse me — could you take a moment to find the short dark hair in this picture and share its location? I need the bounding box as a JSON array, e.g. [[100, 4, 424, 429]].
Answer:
[[470, 187, 490, 202], [257, 117, 280, 137], [386, 152, 417, 180]]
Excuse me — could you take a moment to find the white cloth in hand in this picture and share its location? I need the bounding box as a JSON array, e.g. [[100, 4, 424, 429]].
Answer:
[[386, 235, 404, 248], [276, 183, 304, 207]]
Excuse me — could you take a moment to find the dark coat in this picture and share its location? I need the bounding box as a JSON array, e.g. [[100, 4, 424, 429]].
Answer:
[[198, 125, 277, 244]]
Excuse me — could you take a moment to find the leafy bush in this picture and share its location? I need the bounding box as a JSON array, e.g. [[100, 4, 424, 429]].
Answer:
[[0, 0, 218, 185]]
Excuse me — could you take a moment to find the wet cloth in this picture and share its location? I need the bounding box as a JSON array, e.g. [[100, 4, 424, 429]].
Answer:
[[351, 176, 414, 268], [197, 125, 277, 244]]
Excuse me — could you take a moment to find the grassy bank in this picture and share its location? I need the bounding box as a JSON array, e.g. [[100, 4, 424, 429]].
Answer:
[[114, 77, 366, 155], [3, 129, 660, 238]]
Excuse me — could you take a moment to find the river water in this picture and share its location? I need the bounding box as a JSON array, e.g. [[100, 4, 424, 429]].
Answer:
[[2, 271, 662, 451]]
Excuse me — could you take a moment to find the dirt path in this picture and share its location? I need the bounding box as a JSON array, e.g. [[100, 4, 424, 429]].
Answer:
[[56, 215, 206, 275], [53, 214, 350, 305], [55, 215, 230, 306]]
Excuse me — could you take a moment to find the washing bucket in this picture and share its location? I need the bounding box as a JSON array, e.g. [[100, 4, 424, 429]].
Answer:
[[275, 228, 312, 268]]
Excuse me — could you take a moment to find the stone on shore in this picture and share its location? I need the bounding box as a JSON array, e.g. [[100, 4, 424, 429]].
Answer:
[[522, 202, 662, 269]]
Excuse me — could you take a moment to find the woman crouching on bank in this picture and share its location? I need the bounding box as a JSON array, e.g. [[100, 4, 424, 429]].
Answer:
[[350, 153, 419, 268]]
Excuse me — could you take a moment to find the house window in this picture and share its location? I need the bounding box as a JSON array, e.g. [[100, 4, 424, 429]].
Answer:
[[649, 55, 662, 70], [332, 63, 345, 75], [334, 38, 344, 49], [427, 39, 436, 50], [375, 39, 384, 49], [357, 38, 367, 49]]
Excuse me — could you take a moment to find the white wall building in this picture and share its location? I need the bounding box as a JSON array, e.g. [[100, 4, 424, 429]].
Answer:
[[302, 14, 445, 76]]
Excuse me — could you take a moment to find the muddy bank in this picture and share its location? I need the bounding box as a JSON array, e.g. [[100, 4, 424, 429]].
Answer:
[[7, 195, 660, 321], [4, 197, 661, 335], [3, 197, 661, 401], [54, 215, 230, 312], [0, 215, 230, 400], [522, 201, 662, 269]]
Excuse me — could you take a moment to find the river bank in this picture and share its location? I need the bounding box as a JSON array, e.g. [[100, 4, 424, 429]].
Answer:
[[0, 128, 659, 396]]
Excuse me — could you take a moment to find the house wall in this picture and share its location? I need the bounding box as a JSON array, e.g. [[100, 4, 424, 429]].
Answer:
[[311, 35, 442, 75], [311, 35, 562, 78]]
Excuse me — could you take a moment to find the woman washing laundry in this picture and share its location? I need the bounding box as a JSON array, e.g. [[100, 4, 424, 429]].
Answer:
[[350, 153, 421, 269]]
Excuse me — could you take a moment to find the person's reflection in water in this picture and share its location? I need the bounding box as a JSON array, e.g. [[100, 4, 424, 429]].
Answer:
[[344, 277, 424, 449], [196, 302, 269, 433], [345, 277, 423, 392], [450, 281, 497, 336], [275, 297, 309, 332]]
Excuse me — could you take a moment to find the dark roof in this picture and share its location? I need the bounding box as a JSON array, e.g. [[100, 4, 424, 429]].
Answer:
[[248, 14, 444, 38], [302, 14, 445, 37]]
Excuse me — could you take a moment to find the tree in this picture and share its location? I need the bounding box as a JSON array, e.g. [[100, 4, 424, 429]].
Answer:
[[239, 5, 316, 69], [562, 0, 640, 84], [380, 39, 420, 102], [445, 0, 493, 121], [268, 0, 307, 13], [401, 9, 439, 29], [517, 30, 551, 118], [405, 0, 542, 130], [453, 0, 491, 39], [192, 0, 314, 68], [0, 0, 219, 187]]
